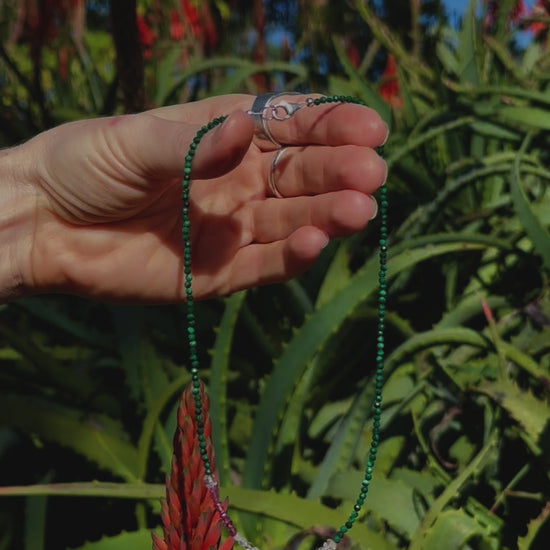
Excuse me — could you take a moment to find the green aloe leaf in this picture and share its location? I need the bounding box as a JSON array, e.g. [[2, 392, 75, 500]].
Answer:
[[422, 509, 499, 550], [69, 530, 156, 550], [456, 0, 480, 86], [209, 291, 247, 485], [0, 396, 139, 481], [16, 298, 111, 349], [498, 106, 550, 130], [315, 241, 353, 308], [510, 135, 550, 271], [1, 482, 394, 549], [160, 57, 306, 105], [307, 376, 375, 500], [24, 472, 52, 550], [476, 379, 550, 444], [0, 482, 163, 499], [243, 239, 487, 490], [518, 503, 550, 549], [327, 470, 423, 538], [409, 431, 499, 550], [136, 372, 190, 478], [221, 487, 395, 550], [384, 327, 489, 374], [332, 37, 391, 125]]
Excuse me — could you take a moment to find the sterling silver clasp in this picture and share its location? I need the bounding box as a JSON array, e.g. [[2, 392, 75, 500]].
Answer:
[[247, 99, 306, 121]]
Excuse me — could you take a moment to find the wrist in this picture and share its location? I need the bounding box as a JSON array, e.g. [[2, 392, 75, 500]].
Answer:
[[0, 144, 40, 302]]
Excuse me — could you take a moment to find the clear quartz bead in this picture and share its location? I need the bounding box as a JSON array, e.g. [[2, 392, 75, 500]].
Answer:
[[204, 474, 217, 489], [315, 540, 337, 550], [234, 533, 261, 550]]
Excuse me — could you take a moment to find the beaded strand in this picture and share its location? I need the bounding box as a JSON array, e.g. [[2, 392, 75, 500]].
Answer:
[[181, 96, 388, 550]]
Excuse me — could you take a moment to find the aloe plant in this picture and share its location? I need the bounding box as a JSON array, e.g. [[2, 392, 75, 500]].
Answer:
[[1, 1, 550, 549]]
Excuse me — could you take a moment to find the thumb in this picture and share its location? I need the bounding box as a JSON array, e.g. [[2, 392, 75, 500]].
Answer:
[[124, 109, 254, 181], [190, 110, 255, 179]]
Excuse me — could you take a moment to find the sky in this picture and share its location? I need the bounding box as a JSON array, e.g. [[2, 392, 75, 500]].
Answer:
[[442, 0, 537, 18], [441, 0, 538, 46]]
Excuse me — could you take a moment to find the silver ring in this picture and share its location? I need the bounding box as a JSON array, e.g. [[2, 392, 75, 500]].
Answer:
[[269, 148, 287, 198], [249, 92, 301, 151]]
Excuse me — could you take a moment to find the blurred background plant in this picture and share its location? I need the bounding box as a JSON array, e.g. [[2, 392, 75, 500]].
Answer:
[[1, 0, 550, 549]]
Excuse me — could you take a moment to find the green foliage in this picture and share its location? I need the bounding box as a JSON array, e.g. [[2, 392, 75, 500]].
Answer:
[[2, 1, 550, 549]]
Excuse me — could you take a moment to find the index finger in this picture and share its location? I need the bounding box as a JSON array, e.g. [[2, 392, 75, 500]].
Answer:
[[255, 94, 389, 149]]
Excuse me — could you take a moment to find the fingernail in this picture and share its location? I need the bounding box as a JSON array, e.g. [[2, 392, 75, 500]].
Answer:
[[369, 196, 378, 220], [381, 123, 390, 146], [381, 162, 388, 186]]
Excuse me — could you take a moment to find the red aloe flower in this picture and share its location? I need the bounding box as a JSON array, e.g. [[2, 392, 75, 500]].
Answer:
[[528, 0, 550, 39], [170, 9, 185, 41], [182, 0, 201, 36], [483, 0, 527, 31], [378, 55, 403, 109], [346, 42, 360, 69], [136, 13, 156, 59], [152, 383, 234, 550]]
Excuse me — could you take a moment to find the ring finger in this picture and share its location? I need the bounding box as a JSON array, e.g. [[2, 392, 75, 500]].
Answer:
[[245, 190, 379, 244]]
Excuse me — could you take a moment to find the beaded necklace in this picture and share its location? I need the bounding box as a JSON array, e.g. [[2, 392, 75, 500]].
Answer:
[[181, 95, 388, 550]]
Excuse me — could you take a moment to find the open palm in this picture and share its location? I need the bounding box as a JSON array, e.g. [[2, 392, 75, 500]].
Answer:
[[23, 94, 387, 302]]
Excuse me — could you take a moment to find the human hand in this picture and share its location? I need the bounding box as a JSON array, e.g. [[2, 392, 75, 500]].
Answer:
[[2, 93, 387, 303]]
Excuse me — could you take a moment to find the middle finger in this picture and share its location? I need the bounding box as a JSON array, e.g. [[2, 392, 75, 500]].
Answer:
[[265, 145, 387, 198]]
